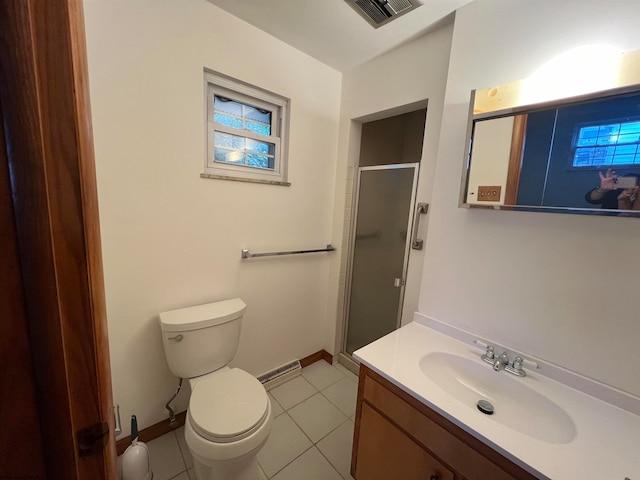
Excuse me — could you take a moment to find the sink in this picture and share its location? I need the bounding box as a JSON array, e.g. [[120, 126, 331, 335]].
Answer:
[[419, 352, 576, 444]]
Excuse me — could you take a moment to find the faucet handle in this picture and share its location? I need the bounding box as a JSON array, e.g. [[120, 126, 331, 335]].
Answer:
[[513, 356, 524, 371], [485, 345, 495, 360]]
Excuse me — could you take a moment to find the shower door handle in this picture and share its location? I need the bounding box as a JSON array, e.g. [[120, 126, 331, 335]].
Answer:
[[411, 202, 429, 250]]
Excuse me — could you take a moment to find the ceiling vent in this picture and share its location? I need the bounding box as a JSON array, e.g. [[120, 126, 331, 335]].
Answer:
[[346, 0, 423, 29]]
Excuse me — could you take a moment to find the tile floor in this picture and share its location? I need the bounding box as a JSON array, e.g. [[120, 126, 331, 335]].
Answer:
[[141, 361, 358, 480]]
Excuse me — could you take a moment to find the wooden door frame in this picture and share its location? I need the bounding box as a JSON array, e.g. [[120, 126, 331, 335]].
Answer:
[[0, 1, 117, 478], [505, 114, 528, 205]]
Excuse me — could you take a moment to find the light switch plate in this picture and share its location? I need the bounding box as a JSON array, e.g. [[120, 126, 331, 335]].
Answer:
[[477, 185, 501, 202]]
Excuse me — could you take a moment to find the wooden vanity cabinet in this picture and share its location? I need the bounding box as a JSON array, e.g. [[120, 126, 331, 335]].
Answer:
[[351, 366, 539, 480]]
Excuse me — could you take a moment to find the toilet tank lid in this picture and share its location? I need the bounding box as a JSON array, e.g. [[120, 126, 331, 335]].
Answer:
[[159, 298, 246, 332]]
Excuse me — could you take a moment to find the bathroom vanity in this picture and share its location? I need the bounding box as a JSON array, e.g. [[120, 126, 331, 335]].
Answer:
[[351, 315, 640, 480], [352, 365, 536, 480]]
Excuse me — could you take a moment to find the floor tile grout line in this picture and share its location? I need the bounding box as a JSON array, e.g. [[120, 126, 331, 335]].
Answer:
[[269, 376, 320, 411], [258, 410, 316, 478], [302, 377, 348, 391], [286, 399, 349, 445], [317, 388, 355, 418], [314, 417, 353, 450], [283, 397, 354, 477], [300, 369, 349, 390], [280, 366, 357, 435], [166, 467, 189, 480], [284, 410, 316, 446], [267, 408, 352, 479], [173, 428, 190, 471], [271, 364, 353, 412], [264, 438, 316, 479], [315, 439, 351, 480], [267, 442, 346, 480]]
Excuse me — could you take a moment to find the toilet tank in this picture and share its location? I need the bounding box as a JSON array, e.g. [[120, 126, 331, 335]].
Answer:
[[159, 298, 246, 379]]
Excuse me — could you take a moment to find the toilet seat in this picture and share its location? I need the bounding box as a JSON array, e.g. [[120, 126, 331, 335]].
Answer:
[[188, 368, 269, 443]]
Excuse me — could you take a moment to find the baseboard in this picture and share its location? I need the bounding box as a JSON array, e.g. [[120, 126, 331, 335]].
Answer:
[[300, 349, 333, 368], [116, 410, 186, 455], [115, 349, 333, 455]]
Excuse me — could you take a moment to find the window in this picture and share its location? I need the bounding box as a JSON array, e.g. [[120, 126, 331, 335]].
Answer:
[[203, 70, 290, 185], [572, 119, 640, 167]]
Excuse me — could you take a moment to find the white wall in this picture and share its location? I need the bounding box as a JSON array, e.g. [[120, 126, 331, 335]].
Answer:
[[327, 23, 454, 353], [420, 0, 640, 397], [466, 116, 513, 204], [83, 0, 342, 434]]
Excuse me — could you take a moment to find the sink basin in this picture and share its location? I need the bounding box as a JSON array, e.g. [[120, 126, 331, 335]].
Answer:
[[419, 352, 576, 444]]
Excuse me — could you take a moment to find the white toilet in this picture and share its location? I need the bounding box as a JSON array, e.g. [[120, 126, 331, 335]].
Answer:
[[159, 298, 272, 480]]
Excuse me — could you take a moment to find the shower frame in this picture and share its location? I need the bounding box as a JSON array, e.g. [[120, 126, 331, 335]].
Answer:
[[340, 162, 420, 363]]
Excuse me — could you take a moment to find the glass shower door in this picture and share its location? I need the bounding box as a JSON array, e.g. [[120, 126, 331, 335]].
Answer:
[[344, 164, 418, 355]]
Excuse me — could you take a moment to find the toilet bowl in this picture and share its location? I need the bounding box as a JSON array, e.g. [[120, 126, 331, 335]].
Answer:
[[159, 299, 272, 480]]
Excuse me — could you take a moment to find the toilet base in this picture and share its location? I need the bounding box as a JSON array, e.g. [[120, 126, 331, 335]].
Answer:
[[192, 454, 261, 480], [185, 398, 272, 480]]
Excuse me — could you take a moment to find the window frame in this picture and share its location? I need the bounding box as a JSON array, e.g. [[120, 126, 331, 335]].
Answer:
[[203, 70, 290, 185]]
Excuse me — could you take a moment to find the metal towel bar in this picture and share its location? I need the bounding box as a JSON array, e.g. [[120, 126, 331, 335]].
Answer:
[[241, 244, 335, 259]]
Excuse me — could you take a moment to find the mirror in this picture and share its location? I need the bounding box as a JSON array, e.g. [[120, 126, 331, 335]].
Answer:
[[460, 52, 640, 217]]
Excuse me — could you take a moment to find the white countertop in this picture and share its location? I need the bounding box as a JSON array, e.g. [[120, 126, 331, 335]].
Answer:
[[353, 317, 640, 480]]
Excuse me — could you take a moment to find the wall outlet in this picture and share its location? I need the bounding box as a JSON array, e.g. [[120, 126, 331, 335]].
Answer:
[[477, 185, 501, 202]]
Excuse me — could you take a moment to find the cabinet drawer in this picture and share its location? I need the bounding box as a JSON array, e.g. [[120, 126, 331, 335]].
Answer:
[[355, 403, 454, 480], [361, 370, 532, 480]]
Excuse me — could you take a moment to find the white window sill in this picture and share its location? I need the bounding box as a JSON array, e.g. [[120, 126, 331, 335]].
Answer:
[[200, 173, 291, 187]]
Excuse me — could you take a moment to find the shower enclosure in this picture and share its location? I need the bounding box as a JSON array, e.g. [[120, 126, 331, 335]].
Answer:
[[343, 163, 419, 356]]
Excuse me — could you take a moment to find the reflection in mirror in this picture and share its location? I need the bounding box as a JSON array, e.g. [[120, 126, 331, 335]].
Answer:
[[461, 50, 640, 217]]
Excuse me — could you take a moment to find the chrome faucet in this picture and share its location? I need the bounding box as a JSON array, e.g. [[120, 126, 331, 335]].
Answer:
[[493, 351, 510, 371], [477, 340, 539, 377]]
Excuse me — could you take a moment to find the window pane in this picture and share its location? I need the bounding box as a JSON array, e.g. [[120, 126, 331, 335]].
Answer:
[[592, 146, 615, 165], [577, 126, 599, 147], [214, 132, 245, 149], [619, 122, 640, 135], [214, 113, 242, 129], [612, 144, 637, 165], [574, 148, 594, 166], [246, 138, 275, 155], [596, 124, 620, 145], [213, 96, 273, 137], [614, 144, 637, 156], [612, 154, 636, 164], [214, 147, 245, 164], [245, 105, 272, 124], [214, 96, 243, 116], [246, 121, 271, 136], [213, 130, 275, 170], [247, 153, 274, 169], [618, 133, 640, 144]]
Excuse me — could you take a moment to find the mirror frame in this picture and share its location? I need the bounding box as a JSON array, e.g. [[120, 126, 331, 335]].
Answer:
[[460, 64, 640, 218]]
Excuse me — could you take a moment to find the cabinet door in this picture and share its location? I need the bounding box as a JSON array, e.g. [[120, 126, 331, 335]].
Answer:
[[355, 403, 454, 480]]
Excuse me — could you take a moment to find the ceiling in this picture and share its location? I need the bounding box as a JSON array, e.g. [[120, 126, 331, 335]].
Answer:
[[206, 0, 474, 72]]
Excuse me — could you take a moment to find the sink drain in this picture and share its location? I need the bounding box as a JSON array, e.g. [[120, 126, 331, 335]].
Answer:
[[477, 399, 494, 415]]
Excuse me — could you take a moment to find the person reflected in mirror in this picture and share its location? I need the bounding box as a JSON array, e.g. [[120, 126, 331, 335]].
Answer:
[[617, 184, 640, 210], [585, 169, 640, 209]]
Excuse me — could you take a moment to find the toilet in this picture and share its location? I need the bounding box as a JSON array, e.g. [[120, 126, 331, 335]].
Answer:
[[159, 298, 271, 480]]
